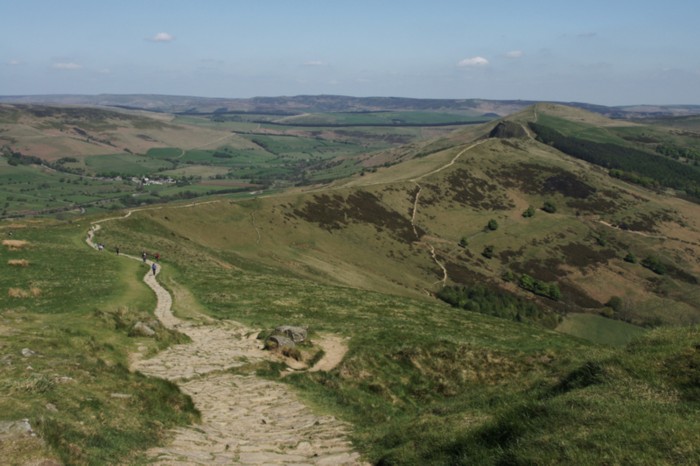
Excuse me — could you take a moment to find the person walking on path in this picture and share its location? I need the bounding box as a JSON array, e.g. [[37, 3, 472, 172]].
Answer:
[[142, 251, 147, 263], [151, 262, 157, 276], [115, 246, 120, 255]]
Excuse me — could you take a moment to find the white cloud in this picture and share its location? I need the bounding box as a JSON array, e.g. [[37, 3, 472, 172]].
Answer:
[[457, 56, 489, 67], [8, 59, 21, 66], [303, 60, 324, 66], [53, 62, 82, 70], [505, 50, 524, 59], [150, 32, 175, 42]]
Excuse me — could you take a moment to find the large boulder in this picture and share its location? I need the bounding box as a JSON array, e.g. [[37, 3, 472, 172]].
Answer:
[[273, 325, 307, 343], [130, 321, 156, 337], [264, 334, 295, 351]]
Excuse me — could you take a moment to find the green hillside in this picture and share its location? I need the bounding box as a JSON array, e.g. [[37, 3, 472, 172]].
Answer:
[[1, 103, 699, 464]]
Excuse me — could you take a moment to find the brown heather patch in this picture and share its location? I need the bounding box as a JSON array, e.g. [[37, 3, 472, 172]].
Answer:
[[2, 239, 30, 250], [8, 259, 29, 267]]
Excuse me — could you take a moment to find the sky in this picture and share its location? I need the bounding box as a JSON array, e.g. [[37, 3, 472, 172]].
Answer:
[[1, 0, 699, 105]]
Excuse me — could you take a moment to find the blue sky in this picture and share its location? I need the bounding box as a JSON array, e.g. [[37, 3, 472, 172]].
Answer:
[[2, 0, 699, 105]]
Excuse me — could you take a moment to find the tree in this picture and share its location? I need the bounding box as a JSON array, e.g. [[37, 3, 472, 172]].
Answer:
[[522, 206, 535, 218], [482, 245, 494, 259], [487, 219, 499, 231]]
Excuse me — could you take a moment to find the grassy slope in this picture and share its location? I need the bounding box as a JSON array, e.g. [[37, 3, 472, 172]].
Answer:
[[0, 221, 198, 464], [94, 207, 700, 465], [4, 103, 700, 464]]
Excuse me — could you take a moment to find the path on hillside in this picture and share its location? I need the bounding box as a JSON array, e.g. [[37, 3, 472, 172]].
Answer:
[[86, 221, 365, 465], [408, 140, 487, 289]]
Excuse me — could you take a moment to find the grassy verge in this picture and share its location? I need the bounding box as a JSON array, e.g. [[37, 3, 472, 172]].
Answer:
[[0, 221, 198, 464]]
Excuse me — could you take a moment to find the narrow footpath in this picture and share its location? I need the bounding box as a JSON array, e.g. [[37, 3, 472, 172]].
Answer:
[[87, 223, 365, 465]]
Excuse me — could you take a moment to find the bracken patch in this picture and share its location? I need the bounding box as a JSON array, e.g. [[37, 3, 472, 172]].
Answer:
[[7, 259, 29, 267], [2, 240, 30, 250]]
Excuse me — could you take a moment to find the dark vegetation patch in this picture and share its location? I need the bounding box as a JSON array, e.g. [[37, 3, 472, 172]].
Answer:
[[664, 344, 700, 401], [291, 191, 420, 242], [616, 209, 675, 233], [513, 258, 561, 282], [438, 284, 559, 327], [490, 163, 574, 196], [557, 282, 604, 308], [566, 195, 619, 214], [551, 361, 606, 395], [444, 261, 490, 286], [446, 169, 514, 210], [558, 242, 617, 269], [542, 173, 595, 199], [529, 121, 700, 198], [488, 121, 528, 139], [510, 258, 602, 309], [498, 247, 525, 263]]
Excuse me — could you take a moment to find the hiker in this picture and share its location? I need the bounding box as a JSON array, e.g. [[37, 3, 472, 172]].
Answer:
[[97, 243, 104, 251], [115, 246, 120, 255], [142, 251, 147, 263], [154, 252, 160, 261], [151, 262, 157, 276]]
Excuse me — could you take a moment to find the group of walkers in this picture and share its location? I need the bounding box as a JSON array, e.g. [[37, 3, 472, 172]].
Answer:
[[95, 239, 160, 275]]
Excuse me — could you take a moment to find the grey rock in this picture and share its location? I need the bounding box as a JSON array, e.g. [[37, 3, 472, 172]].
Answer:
[[265, 334, 295, 350], [0, 419, 33, 437], [21, 348, 35, 357], [274, 325, 308, 343], [131, 321, 156, 337]]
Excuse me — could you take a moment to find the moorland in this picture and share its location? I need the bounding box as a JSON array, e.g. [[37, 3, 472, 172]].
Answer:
[[1, 95, 699, 465]]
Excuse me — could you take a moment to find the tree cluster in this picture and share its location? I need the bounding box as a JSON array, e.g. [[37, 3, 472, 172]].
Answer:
[[529, 122, 700, 198], [437, 284, 558, 327]]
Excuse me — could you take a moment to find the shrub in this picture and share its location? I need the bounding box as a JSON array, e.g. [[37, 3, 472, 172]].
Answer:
[[624, 252, 637, 263], [641, 256, 667, 275], [522, 206, 535, 218], [486, 219, 499, 231], [542, 201, 557, 213], [482, 245, 494, 259]]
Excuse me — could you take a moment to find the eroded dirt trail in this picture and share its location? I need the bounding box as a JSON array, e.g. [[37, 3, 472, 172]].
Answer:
[[87, 222, 365, 465]]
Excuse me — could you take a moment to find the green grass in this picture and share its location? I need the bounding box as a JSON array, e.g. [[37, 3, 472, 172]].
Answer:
[[85, 153, 173, 177], [556, 313, 647, 346], [146, 147, 183, 159], [0, 222, 198, 464]]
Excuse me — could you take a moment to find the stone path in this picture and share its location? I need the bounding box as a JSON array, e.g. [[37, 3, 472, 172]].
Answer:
[[87, 223, 366, 465]]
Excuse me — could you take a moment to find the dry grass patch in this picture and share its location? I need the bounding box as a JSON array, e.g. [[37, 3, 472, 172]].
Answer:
[[7, 287, 41, 298], [2, 240, 30, 250], [7, 259, 29, 267]]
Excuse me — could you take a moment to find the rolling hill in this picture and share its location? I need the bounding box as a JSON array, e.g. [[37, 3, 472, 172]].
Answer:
[[1, 101, 699, 464]]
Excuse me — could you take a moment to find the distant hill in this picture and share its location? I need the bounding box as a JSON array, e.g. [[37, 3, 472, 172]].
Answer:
[[2, 93, 700, 118]]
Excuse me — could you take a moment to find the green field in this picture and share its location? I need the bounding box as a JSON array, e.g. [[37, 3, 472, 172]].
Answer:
[[85, 153, 174, 177], [556, 313, 648, 346]]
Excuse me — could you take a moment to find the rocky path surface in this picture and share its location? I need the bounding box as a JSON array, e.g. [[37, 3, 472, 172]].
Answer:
[[87, 222, 365, 465]]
